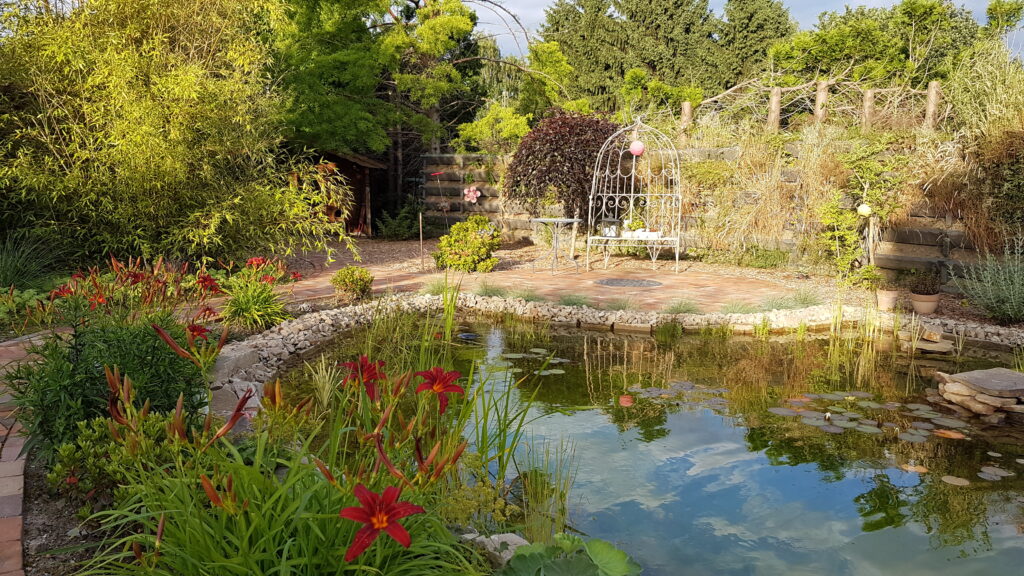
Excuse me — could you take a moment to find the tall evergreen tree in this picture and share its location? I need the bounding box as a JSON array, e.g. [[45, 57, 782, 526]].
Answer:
[[540, 0, 628, 110], [721, 0, 795, 85], [616, 0, 726, 93]]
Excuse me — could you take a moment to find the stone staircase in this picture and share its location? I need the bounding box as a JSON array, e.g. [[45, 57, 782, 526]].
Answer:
[[421, 154, 531, 240], [875, 210, 980, 286]]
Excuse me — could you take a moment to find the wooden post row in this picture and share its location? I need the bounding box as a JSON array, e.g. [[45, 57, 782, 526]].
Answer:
[[862, 89, 876, 132], [814, 81, 829, 123], [924, 80, 941, 130]]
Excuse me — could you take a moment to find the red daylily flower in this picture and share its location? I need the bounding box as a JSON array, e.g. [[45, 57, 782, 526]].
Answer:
[[50, 284, 73, 299], [260, 274, 276, 284], [340, 356, 385, 401], [88, 293, 107, 310], [187, 324, 211, 342], [246, 257, 268, 268], [414, 367, 464, 415], [290, 271, 303, 281], [340, 484, 424, 562], [196, 274, 222, 294], [71, 272, 85, 281]]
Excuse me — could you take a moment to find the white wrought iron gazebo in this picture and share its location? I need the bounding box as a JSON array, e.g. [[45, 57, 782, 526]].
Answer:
[[585, 120, 684, 271]]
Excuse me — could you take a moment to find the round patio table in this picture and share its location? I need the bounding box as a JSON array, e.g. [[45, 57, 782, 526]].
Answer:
[[530, 218, 581, 274]]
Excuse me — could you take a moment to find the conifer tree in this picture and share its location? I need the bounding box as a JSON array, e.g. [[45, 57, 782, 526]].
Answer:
[[721, 0, 795, 85]]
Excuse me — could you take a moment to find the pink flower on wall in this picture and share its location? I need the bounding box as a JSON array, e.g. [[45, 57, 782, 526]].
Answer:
[[463, 186, 481, 204]]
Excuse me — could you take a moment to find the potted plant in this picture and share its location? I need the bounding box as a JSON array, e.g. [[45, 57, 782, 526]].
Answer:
[[906, 269, 942, 314], [875, 277, 900, 312]]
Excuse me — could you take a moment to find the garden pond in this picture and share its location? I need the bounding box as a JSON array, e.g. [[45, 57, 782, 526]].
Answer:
[[284, 318, 1024, 576]]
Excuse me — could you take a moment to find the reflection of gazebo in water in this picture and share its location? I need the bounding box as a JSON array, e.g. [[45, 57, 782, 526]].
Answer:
[[585, 120, 684, 271]]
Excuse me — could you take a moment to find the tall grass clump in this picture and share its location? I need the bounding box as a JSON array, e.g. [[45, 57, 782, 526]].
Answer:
[[663, 299, 701, 314], [954, 238, 1024, 323], [557, 294, 591, 308], [474, 281, 508, 298], [759, 289, 823, 311], [719, 301, 760, 314], [604, 298, 635, 311], [510, 288, 545, 302], [221, 280, 290, 330], [420, 277, 451, 296], [0, 232, 62, 289]]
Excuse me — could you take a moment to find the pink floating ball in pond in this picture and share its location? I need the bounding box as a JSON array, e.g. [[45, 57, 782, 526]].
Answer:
[[628, 140, 646, 156], [619, 395, 634, 407]]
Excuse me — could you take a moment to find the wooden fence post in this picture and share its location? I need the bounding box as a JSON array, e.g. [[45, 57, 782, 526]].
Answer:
[[924, 80, 941, 130], [862, 89, 876, 132], [680, 101, 693, 145], [767, 87, 782, 132], [814, 81, 829, 123]]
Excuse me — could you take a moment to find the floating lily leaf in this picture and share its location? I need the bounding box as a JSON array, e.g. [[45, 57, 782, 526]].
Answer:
[[821, 425, 844, 434], [977, 472, 1001, 481], [533, 370, 552, 376], [860, 419, 878, 426], [882, 422, 899, 429], [910, 421, 935, 430], [898, 433, 927, 443], [856, 425, 882, 434], [826, 405, 846, 412], [941, 475, 970, 486], [905, 403, 931, 411], [529, 348, 548, 354], [900, 464, 929, 473], [857, 401, 882, 409], [503, 353, 526, 359], [834, 420, 859, 428], [547, 369, 566, 375], [1017, 459, 1024, 465], [800, 410, 825, 418], [933, 429, 966, 439], [509, 368, 523, 373], [768, 407, 800, 416], [987, 451, 1002, 458], [931, 417, 968, 428], [820, 393, 845, 401], [848, 391, 874, 398], [804, 393, 821, 398], [801, 417, 827, 427]]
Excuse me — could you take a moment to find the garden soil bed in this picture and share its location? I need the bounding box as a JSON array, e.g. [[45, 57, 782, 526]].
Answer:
[[23, 454, 98, 576]]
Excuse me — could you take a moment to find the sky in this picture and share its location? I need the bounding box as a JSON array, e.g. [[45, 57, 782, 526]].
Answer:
[[473, 0, 998, 55]]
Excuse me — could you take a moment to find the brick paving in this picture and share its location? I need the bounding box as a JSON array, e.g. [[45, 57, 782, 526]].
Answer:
[[0, 243, 803, 573]]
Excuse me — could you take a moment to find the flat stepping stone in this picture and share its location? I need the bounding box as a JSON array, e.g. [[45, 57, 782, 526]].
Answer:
[[931, 417, 968, 428], [944, 368, 1024, 398], [941, 475, 970, 486]]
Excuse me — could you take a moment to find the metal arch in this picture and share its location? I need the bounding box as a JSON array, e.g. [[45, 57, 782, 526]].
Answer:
[[585, 119, 684, 272]]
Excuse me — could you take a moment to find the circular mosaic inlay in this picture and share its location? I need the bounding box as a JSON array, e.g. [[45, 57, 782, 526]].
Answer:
[[595, 278, 662, 288]]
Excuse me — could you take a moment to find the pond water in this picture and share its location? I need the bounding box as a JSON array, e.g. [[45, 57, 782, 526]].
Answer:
[[287, 318, 1024, 576]]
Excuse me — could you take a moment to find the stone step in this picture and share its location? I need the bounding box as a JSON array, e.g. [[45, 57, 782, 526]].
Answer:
[[423, 181, 498, 197], [422, 169, 496, 182], [873, 241, 979, 271], [882, 217, 973, 249], [422, 154, 491, 167]]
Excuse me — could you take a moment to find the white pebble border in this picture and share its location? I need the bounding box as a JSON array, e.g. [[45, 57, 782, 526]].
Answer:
[[210, 293, 1024, 414]]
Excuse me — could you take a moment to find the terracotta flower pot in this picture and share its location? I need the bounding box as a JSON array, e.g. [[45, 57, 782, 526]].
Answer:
[[910, 292, 940, 315], [876, 289, 899, 312]]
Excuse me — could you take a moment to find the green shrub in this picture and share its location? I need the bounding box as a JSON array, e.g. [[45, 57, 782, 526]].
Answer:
[[954, 239, 1024, 322], [377, 197, 424, 241], [433, 215, 501, 273], [8, 314, 205, 460], [604, 298, 635, 311], [511, 288, 545, 302], [0, 231, 62, 289], [904, 269, 942, 295], [760, 289, 824, 310], [330, 266, 374, 301], [0, 288, 48, 322], [221, 278, 290, 330]]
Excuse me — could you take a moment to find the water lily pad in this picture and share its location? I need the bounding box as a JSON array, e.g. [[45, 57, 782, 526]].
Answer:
[[800, 410, 825, 418], [804, 393, 821, 399], [931, 417, 968, 428], [848, 391, 874, 398], [910, 421, 935, 430], [941, 475, 970, 486], [842, 412, 862, 419], [821, 425, 845, 434], [820, 393, 845, 401], [457, 333, 480, 340], [857, 401, 882, 409], [856, 425, 882, 434], [768, 407, 800, 417], [860, 419, 878, 426], [901, 464, 929, 473], [826, 405, 847, 412], [529, 348, 548, 354], [905, 403, 932, 411], [503, 353, 526, 359], [933, 429, 966, 440], [834, 420, 859, 428], [801, 417, 827, 427], [546, 369, 566, 375], [883, 403, 903, 410], [898, 432, 927, 443], [1017, 459, 1024, 465], [981, 466, 1013, 477], [533, 370, 552, 376], [978, 472, 1002, 481], [915, 411, 942, 419], [987, 451, 1002, 458]]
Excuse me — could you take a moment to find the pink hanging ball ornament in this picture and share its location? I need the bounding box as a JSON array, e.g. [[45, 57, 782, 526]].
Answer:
[[628, 140, 646, 157]]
